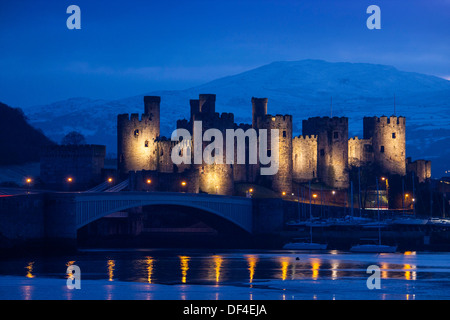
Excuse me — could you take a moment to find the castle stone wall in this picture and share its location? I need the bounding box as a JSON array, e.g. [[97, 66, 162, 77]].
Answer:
[[406, 157, 431, 183], [40, 144, 106, 189], [302, 117, 349, 189], [292, 135, 317, 182], [348, 136, 374, 167]]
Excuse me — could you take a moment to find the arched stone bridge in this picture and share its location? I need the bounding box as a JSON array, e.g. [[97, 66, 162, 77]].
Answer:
[[74, 192, 254, 233]]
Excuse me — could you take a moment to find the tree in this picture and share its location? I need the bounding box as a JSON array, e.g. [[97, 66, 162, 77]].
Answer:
[[61, 131, 86, 145]]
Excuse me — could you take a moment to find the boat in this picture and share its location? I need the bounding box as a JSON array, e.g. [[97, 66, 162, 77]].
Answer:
[[350, 243, 397, 253], [361, 221, 389, 229], [283, 239, 328, 250], [285, 220, 307, 227], [390, 217, 429, 225]]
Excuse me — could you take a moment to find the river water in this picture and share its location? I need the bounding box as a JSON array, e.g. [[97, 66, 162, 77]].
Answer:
[[0, 249, 449, 300]]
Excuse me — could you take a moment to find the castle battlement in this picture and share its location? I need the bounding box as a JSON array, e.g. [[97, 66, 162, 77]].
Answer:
[[235, 123, 252, 130], [41, 144, 106, 158], [293, 134, 317, 141], [156, 137, 192, 146], [219, 112, 234, 122], [366, 115, 406, 125], [259, 114, 292, 124], [117, 113, 155, 123]]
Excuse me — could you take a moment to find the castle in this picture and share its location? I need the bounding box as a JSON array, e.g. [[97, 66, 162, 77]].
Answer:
[[117, 94, 427, 196]]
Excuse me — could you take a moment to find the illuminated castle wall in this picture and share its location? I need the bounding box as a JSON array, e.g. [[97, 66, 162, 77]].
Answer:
[[118, 95, 422, 195]]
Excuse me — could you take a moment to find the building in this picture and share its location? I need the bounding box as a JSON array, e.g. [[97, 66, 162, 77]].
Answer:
[[40, 144, 106, 189], [117, 95, 428, 195]]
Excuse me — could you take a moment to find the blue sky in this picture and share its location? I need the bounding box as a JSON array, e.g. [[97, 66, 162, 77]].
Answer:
[[1, 0, 449, 107]]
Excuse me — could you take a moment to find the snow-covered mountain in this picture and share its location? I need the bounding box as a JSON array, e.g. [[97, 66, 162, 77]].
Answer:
[[22, 60, 450, 177]]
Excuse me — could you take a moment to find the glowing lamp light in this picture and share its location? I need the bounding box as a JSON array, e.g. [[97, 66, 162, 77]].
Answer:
[[67, 177, 73, 183], [26, 178, 32, 184], [332, 190, 336, 195], [146, 179, 152, 184], [412, 198, 416, 202], [181, 181, 187, 186], [312, 194, 318, 199], [405, 194, 410, 198], [249, 188, 253, 193], [108, 178, 113, 183], [381, 177, 386, 181], [282, 191, 286, 196]]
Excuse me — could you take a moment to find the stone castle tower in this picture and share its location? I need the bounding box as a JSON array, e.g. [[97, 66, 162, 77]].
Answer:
[[363, 116, 406, 176], [117, 96, 161, 177], [253, 97, 293, 194], [190, 94, 235, 195], [302, 117, 349, 189]]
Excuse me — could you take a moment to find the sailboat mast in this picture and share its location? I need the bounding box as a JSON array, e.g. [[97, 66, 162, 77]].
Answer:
[[309, 180, 313, 244], [412, 173, 416, 217], [358, 166, 362, 217], [351, 181, 354, 218], [376, 177, 381, 246]]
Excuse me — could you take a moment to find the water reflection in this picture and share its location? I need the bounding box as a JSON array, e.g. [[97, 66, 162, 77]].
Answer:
[[381, 263, 389, 279], [278, 257, 290, 281], [179, 256, 190, 284], [310, 259, 321, 280], [404, 264, 417, 280], [331, 261, 339, 280], [4, 250, 450, 300], [25, 262, 35, 279], [146, 257, 154, 284], [212, 255, 223, 284], [107, 260, 115, 281], [21, 286, 33, 300], [246, 255, 258, 284], [65, 260, 76, 281]]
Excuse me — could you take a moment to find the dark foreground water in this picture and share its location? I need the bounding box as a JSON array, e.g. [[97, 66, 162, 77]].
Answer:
[[0, 249, 449, 300]]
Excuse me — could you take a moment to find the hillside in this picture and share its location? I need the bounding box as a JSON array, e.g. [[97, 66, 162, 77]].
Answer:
[[0, 102, 55, 165], [20, 60, 450, 177]]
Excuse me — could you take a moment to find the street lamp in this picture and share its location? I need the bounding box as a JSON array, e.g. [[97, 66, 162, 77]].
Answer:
[[146, 179, 152, 184], [181, 181, 187, 187], [67, 177, 73, 183], [380, 177, 389, 208], [25, 178, 32, 193]]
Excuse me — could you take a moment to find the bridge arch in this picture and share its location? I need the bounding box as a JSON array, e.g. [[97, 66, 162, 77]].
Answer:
[[75, 192, 253, 234]]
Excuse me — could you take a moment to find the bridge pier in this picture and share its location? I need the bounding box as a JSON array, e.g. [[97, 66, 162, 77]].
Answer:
[[44, 193, 78, 250], [252, 198, 284, 234]]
